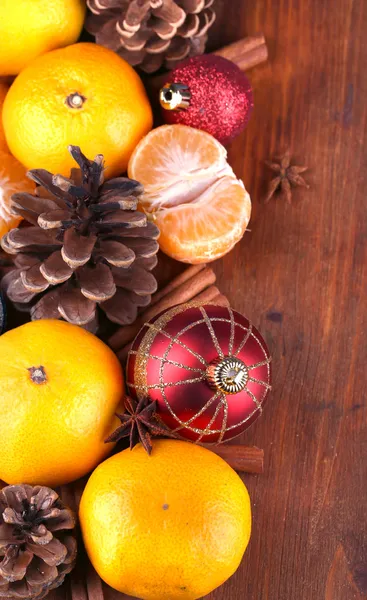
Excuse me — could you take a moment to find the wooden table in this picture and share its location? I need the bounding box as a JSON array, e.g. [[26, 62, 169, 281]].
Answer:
[[48, 0, 366, 598]]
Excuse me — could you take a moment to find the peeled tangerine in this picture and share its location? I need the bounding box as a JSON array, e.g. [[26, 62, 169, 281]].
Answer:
[[80, 440, 251, 600], [128, 124, 251, 264]]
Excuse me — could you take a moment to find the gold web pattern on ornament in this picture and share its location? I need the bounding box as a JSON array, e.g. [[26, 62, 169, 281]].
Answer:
[[128, 306, 271, 443]]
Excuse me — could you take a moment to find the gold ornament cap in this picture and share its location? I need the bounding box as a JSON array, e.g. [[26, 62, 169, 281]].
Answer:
[[160, 83, 191, 111], [206, 356, 249, 395]]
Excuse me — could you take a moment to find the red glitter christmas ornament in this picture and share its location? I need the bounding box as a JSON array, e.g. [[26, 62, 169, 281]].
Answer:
[[127, 304, 271, 444], [159, 54, 254, 145]]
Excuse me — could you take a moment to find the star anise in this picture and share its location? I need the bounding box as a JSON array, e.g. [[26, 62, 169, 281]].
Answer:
[[105, 396, 176, 455], [264, 150, 309, 204]]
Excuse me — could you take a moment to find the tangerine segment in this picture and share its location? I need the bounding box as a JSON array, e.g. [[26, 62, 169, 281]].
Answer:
[[0, 151, 35, 238], [0, 82, 9, 151], [128, 124, 231, 193], [154, 176, 251, 264]]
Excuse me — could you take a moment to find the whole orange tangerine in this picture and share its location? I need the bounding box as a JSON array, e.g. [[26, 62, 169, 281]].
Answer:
[[0, 320, 124, 486], [0, 0, 86, 76], [80, 440, 251, 600], [3, 43, 153, 178]]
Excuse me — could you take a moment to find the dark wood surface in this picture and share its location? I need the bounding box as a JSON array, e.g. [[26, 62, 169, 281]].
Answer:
[[53, 0, 367, 598]]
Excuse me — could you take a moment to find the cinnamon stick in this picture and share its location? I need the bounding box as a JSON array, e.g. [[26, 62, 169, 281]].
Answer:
[[108, 266, 216, 350], [116, 342, 133, 365], [210, 445, 264, 474], [193, 286, 230, 307], [192, 284, 220, 304], [150, 264, 206, 308], [212, 294, 231, 307], [61, 480, 105, 600], [85, 567, 105, 600], [150, 33, 268, 91], [214, 33, 268, 71], [145, 266, 216, 317]]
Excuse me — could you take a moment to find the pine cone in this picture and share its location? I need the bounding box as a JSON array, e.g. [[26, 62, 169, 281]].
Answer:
[[0, 485, 77, 600], [0, 146, 159, 328], [86, 0, 216, 74]]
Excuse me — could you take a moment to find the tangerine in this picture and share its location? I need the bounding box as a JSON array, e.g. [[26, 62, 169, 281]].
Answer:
[[0, 0, 86, 76], [128, 125, 251, 263], [0, 320, 124, 486], [80, 440, 251, 600], [3, 43, 153, 178]]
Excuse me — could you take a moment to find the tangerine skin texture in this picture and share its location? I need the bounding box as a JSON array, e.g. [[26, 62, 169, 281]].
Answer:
[[0, 82, 10, 151], [0, 0, 86, 76], [3, 43, 153, 178], [0, 320, 124, 486], [80, 440, 251, 600]]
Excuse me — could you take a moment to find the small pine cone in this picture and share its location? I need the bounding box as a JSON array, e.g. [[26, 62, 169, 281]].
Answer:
[[1, 146, 159, 329], [85, 0, 216, 74], [0, 485, 77, 600]]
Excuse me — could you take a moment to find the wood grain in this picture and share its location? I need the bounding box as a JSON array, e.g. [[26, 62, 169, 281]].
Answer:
[[52, 0, 367, 597]]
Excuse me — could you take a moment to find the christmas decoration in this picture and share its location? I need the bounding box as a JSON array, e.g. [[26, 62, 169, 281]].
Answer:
[[0, 0, 85, 76], [85, 0, 216, 74], [159, 54, 254, 144], [0, 484, 77, 599], [105, 396, 175, 454], [265, 150, 309, 203], [1, 145, 159, 327], [127, 304, 271, 443]]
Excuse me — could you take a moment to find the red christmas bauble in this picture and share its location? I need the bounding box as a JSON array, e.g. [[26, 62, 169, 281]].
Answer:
[[159, 55, 254, 145], [127, 304, 271, 444]]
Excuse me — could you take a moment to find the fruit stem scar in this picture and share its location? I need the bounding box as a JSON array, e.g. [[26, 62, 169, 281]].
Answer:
[[65, 92, 86, 109], [28, 366, 47, 384], [162, 504, 169, 510]]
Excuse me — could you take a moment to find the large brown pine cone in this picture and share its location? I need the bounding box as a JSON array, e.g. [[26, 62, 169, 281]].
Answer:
[[0, 485, 77, 600], [0, 146, 159, 329], [86, 0, 216, 73]]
